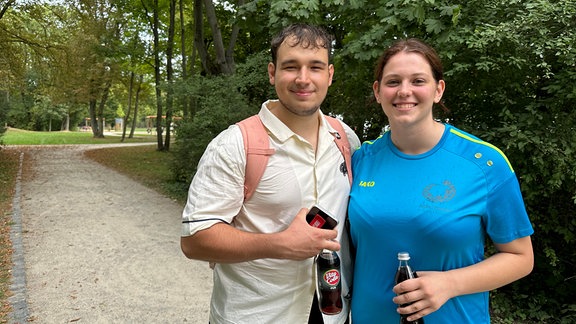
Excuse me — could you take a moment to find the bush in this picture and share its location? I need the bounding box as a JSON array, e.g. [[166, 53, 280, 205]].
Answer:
[[171, 51, 274, 185], [481, 105, 576, 323]]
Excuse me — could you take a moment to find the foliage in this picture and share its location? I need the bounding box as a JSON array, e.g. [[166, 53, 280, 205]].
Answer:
[[327, 0, 462, 139], [171, 51, 272, 184]]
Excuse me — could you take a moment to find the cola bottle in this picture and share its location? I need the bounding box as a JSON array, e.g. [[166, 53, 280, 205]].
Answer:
[[394, 252, 424, 324], [317, 249, 343, 315]]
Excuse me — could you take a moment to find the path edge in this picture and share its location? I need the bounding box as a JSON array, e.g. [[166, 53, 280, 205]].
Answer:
[[8, 151, 29, 323]]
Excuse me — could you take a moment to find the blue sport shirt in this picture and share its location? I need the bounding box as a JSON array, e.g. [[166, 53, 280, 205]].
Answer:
[[348, 124, 534, 323]]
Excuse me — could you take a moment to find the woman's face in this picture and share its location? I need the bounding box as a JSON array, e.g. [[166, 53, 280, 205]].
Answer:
[[373, 51, 445, 128]]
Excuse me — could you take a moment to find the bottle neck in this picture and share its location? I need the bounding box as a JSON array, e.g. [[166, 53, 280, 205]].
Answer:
[[398, 261, 414, 279]]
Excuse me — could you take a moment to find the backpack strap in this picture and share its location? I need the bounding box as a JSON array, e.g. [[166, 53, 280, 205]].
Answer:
[[237, 115, 275, 201], [324, 117, 356, 285], [325, 116, 353, 185], [237, 115, 353, 201]]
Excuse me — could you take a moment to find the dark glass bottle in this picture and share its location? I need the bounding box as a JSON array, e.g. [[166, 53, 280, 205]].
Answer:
[[394, 252, 424, 324], [317, 249, 343, 315]]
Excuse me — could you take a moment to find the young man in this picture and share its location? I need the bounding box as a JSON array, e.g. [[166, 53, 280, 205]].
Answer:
[[180, 24, 360, 323]]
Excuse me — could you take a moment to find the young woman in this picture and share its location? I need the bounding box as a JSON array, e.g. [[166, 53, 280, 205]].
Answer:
[[348, 39, 534, 323]]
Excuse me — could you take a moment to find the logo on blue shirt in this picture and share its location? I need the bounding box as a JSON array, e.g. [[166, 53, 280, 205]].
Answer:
[[358, 180, 376, 187], [422, 180, 456, 202]]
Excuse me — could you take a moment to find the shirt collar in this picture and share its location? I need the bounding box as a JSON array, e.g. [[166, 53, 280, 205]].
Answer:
[[258, 99, 332, 143]]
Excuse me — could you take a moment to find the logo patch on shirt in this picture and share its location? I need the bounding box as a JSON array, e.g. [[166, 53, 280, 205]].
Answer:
[[422, 180, 456, 202], [358, 180, 376, 187], [340, 161, 347, 178]]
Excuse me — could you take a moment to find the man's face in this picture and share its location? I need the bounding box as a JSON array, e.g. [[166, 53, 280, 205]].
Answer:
[[268, 37, 334, 117]]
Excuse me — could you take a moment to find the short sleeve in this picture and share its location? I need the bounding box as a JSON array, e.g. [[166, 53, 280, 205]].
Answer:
[[484, 175, 534, 244], [181, 125, 246, 236]]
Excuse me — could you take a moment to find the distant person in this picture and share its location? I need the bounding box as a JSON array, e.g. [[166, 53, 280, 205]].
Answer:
[[348, 38, 534, 323], [181, 23, 360, 324]]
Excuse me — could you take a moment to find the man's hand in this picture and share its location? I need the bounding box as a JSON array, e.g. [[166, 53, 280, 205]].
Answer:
[[276, 208, 340, 260]]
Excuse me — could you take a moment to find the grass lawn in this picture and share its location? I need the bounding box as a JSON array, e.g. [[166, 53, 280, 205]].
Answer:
[[0, 128, 183, 322], [1, 127, 156, 145]]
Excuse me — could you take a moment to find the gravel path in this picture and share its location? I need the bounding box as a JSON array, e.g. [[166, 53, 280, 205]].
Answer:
[[6, 144, 212, 323]]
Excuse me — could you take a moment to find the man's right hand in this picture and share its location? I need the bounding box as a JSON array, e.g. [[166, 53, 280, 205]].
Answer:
[[276, 208, 340, 260]]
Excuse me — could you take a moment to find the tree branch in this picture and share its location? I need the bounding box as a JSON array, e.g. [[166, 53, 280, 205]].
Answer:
[[0, 0, 16, 20]]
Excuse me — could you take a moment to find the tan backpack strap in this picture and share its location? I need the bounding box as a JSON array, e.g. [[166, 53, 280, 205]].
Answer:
[[237, 115, 275, 201], [325, 116, 352, 185]]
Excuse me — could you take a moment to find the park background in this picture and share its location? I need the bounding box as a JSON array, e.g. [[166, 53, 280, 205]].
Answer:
[[0, 0, 575, 322]]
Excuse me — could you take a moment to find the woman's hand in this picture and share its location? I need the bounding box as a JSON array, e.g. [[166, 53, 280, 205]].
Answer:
[[392, 271, 454, 321]]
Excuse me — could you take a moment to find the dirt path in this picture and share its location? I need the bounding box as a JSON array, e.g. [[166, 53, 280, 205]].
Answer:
[[7, 144, 212, 323]]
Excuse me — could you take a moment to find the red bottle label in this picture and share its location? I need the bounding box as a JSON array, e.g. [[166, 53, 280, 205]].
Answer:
[[310, 214, 326, 228], [323, 269, 340, 286]]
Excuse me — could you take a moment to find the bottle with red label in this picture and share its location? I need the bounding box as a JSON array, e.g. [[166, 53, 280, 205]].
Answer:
[[394, 252, 424, 324], [317, 249, 343, 315]]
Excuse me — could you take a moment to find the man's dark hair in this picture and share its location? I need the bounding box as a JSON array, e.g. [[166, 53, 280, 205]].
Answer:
[[270, 23, 334, 65]]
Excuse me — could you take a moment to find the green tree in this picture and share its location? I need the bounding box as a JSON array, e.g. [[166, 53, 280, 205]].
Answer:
[[0, 0, 16, 138], [0, 2, 63, 131]]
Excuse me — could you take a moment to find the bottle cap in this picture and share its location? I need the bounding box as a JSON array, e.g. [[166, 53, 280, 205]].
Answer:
[[397, 252, 410, 261]]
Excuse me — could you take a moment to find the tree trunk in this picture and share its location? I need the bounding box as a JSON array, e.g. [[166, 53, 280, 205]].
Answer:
[[203, 0, 231, 75], [162, 0, 176, 151], [129, 75, 143, 138], [194, 0, 211, 75], [179, 0, 189, 119], [64, 113, 69, 131], [225, 0, 243, 74], [89, 99, 99, 137], [121, 71, 135, 142], [152, 0, 164, 150], [95, 78, 111, 138]]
